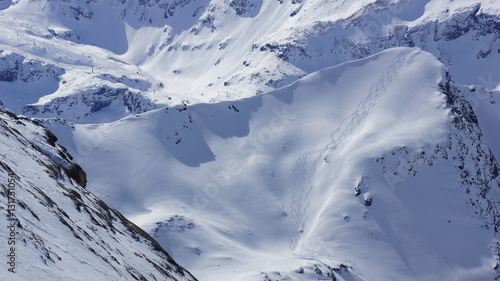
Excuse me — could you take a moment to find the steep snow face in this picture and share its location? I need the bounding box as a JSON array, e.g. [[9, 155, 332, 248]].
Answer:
[[51, 48, 499, 280], [0, 0, 499, 121], [0, 111, 197, 281]]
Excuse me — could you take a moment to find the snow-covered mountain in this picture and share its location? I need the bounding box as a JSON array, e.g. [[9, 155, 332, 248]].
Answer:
[[1, 0, 500, 280], [44, 48, 499, 280]]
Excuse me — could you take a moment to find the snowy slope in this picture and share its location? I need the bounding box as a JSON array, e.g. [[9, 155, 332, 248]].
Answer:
[[1, 0, 500, 280], [1, 0, 499, 121], [0, 110, 197, 281], [47, 48, 500, 280]]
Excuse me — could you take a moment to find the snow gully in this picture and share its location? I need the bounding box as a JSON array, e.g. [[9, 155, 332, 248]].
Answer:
[[6, 172, 17, 273]]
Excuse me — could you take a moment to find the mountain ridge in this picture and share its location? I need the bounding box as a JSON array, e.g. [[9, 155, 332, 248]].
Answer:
[[1, 0, 499, 121]]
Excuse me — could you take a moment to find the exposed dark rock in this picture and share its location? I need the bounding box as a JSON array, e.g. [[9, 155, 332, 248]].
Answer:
[[64, 164, 87, 188]]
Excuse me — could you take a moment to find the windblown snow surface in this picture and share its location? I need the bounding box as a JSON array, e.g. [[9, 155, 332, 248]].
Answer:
[[1, 0, 500, 280], [47, 48, 500, 280]]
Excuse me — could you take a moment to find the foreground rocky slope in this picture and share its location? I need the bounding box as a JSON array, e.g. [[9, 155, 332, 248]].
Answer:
[[0, 110, 197, 281]]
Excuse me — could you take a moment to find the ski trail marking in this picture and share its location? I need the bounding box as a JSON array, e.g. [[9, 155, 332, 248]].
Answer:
[[289, 50, 418, 253]]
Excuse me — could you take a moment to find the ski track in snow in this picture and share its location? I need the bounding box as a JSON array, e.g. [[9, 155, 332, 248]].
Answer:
[[288, 49, 418, 253]]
